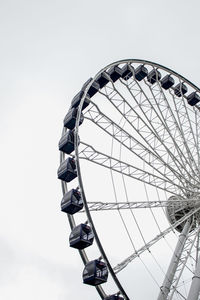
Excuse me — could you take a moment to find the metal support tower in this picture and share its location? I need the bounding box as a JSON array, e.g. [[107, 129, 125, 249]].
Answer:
[[187, 253, 200, 300], [158, 219, 191, 300]]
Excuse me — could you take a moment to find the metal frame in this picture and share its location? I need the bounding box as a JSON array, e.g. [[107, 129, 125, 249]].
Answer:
[[60, 59, 200, 299], [158, 219, 192, 300], [81, 198, 200, 212]]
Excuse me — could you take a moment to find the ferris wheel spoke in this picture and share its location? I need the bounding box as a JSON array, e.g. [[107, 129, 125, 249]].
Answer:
[[118, 76, 190, 177], [98, 81, 195, 184], [78, 141, 193, 195], [174, 90, 200, 165], [119, 69, 197, 181], [169, 89, 200, 177], [113, 206, 200, 274], [84, 102, 192, 186], [148, 79, 199, 177], [127, 88, 195, 183], [150, 85, 196, 178], [81, 198, 200, 212]]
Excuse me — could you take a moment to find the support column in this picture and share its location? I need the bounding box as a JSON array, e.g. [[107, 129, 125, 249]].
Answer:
[[187, 254, 200, 300], [157, 219, 191, 300]]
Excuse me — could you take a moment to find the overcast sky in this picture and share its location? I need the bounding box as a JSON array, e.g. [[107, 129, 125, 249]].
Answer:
[[1, 0, 200, 299]]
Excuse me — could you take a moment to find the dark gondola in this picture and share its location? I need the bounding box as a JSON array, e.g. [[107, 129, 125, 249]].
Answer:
[[95, 72, 109, 88], [121, 64, 133, 80], [81, 78, 100, 98], [63, 108, 84, 130], [107, 66, 122, 82], [83, 260, 108, 286], [69, 223, 94, 249], [174, 83, 188, 97], [71, 91, 90, 110], [57, 157, 77, 182], [134, 65, 148, 81], [160, 74, 175, 90], [58, 130, 77, 154], [61, 189, 83, 214], [147, 69, 161, 84], [187, 92, 200, 106]]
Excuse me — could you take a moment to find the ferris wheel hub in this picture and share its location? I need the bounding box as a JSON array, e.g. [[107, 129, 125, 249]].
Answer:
[[166, 195, 200, 232]]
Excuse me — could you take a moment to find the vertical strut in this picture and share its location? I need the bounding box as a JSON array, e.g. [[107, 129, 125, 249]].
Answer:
[[157, 219, 191, 300], [187, 254, 200, 300]]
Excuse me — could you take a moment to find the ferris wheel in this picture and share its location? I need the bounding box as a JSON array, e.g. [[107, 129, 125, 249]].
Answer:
[[58, 59, 200, 300]]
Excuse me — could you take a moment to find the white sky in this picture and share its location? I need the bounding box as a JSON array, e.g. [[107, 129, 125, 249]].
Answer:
[[1, 0, 200, 299]]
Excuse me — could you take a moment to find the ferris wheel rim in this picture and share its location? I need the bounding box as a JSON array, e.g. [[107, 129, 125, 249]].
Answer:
[[77, 58, 200, 94], [61, 59, 200, 299]]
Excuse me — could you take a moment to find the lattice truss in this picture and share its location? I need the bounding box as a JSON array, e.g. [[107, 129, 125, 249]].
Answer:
[[78, 64, 200, 198]]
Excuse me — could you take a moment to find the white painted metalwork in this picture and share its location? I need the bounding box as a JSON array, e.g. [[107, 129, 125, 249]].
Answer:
[[158, 220, 191, 300], [82, 198, 200, 212], [113, 207, 200, 274], [187, 253, 200, 300], [59, 59, 200, 299], [78, 142, 195, 196], [168, 227, 200, 299]]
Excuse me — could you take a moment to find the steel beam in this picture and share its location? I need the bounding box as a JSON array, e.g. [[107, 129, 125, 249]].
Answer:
[[187, 254, 200, 300], [157, 219, 191, 300]]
